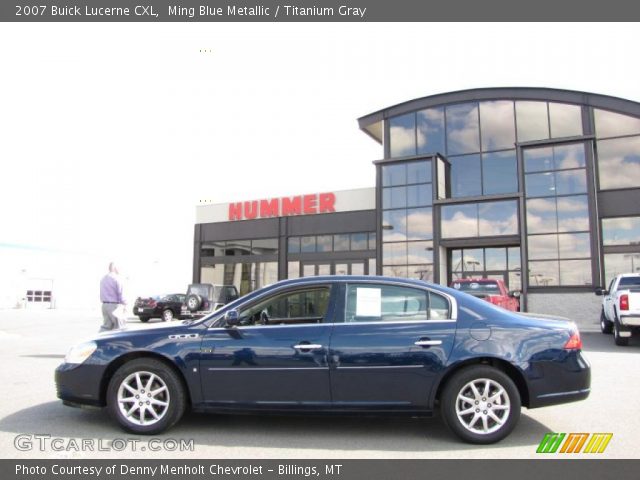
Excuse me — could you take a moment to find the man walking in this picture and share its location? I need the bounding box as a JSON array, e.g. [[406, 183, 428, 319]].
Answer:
[[99, 262, 127, 331]]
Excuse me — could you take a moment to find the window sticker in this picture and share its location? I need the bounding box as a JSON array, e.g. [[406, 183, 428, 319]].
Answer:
[[356, 288, 381, 317]]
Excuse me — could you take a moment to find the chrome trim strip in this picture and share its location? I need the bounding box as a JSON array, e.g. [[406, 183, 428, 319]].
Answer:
[[414, 340, 443, 346], [537, 388, 591, 399], [207, 367, 326, 371], [206, 319, 456, 331], [293, 344, 323, 350], [336, 365, 425, 370]]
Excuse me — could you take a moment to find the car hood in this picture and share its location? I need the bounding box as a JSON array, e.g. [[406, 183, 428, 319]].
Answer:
[[94, 321, 188, 340]]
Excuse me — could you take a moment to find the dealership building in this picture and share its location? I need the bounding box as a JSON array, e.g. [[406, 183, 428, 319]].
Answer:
[[193, 87, 640, 324]]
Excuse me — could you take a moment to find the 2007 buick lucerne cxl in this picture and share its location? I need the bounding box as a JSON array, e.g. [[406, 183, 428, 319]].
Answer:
[[56, 276, 591, 444]]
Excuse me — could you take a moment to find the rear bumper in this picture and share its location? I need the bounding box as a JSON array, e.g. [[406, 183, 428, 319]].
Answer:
[[619, 315, 640, 327], [527, 350, 591, 408]]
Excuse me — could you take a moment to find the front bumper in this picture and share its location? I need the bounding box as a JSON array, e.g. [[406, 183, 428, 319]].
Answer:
[[55, 363, 107, 407], [527, 350, 591, 408]]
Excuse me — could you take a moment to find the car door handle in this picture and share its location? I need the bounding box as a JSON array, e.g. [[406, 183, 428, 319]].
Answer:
[[293, 344, 323, 350], [415, 340, 442, 347]]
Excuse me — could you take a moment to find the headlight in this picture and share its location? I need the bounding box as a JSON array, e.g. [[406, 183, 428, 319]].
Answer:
[[64, 341, 98, 364]]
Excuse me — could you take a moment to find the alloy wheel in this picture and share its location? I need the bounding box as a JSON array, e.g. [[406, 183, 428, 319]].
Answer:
[[117, 371, 170, 426], [455, 378, 511, 435]]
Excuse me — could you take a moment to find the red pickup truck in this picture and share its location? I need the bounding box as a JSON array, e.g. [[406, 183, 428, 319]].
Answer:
[[450, 278, 520, 311]]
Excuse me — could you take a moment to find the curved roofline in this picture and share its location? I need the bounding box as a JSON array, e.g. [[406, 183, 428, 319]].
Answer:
[[358, 87, 640, 132]]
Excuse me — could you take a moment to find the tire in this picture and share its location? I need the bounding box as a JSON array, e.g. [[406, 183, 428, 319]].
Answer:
[[162, 309, 174, 322], [139, 317, 150, 323], [614, 318, 630, 347], [107, 358, 187, 435], [600, 309, 613, 334], [440, 365, 521, 444], [186, 294, 202, 312]]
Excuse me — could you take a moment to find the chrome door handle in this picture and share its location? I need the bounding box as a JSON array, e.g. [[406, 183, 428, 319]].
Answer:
[[293, 344, 323, 350], [415, 340, 442, 346]]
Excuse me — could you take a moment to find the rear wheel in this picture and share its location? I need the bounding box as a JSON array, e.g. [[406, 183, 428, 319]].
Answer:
[[440, 365, 521, 444], [107, 358, 186, 435], [614, 318, 630, 346], [138, 317, 150, 323], [162, 309, 175, 322], [600, 309, 613, 334]]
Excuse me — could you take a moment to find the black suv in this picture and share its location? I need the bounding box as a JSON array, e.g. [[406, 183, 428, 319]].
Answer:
[[182, 283, 239, 318]]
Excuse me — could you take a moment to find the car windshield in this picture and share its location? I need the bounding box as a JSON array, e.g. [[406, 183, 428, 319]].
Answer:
[[452, 281, 500, 294], [619, 277, 640, 287]]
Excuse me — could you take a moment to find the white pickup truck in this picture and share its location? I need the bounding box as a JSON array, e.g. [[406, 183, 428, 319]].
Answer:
[[596, 273, 640, 346]]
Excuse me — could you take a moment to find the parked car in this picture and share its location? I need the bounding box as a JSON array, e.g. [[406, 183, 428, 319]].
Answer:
[[134, 294, 186, 322], [56, 276, 589, 444], [181, 283, 239, 318], [450, 278, 520, 311], [595, 273, 640, 346]]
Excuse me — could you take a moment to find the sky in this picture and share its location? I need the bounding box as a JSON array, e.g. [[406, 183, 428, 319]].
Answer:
[[1, 22, 639, 303]]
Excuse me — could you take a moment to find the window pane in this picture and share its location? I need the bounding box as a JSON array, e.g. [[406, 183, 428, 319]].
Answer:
[[508, 271, 522, 291], [462, 248, 484, 272], [558, 233, 591, 258], [408, 265, 434, 282], [549, 103, 583, 138], [417, 108, 445, 155], [553, 143, 586, 170], [555, 170, 587, 195], [408, 241, 434, 264], [441, 204, 478, 238], [368, 232, 377, 250], [559, 260, 592, 286], [604, 253, 640, 285], [597, 136, 640, 190], [516, 101, 549, 142], [527, 198, 558, 233], [524, 147, 554, 173], [508, 247, 521, 271], [316, 235, 333, 252], [528, 234, 558, 260], [528, 260, 559, 286], [382, 266, 408, 278], [525, 172, 556, 197], [407, 207, 433, 240], [389, 113, 416, 157], [352, 263, 365, 276], [381, 163, 407, 187], [333, 234, 350, 251], [480, 101, 516, 151], [485, 248, 507, 270], [450, 154, 482, 197], [602, 217, 640, 246], [300, 236, 316, 253], [288, 237, 300, 253], [335, 264, 349, 276], [350, 233, 368, 251], [345, 284, 428, 322], [482, 150, 518, 195], [595, 109, 640, 138], [407, 160, 432, 184], [302, 264, 315, 277], [252, 238, 278, 255], [407, 184, 432, 207], [478, 200, 518, 236], [446, 103, 480, 155], [368, 258, 377, 276], [288, 261, 300, 279], [384, 241, 407, 265], [556, 195, 589, 232], [382, 186, 407, 209], [429, 292, 450, 320], [451, 250, 463, 273], [382, 210, 407, 241]]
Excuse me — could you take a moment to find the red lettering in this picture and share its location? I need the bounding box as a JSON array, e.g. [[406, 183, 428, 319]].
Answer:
[[282, 197, 302, 216], [260, 199, 279, 218], [244, 201, 258, 220], [318, 192, 336, 213], [303, 194, 317, 214], [228, 202, 243, 221]]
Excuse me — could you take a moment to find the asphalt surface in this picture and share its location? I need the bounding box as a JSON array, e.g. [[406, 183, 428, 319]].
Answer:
[[0, 308, 638, 459]]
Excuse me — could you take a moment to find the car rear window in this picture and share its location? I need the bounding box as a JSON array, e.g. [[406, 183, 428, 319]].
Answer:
[[452, 281, 500, 294], [619, 277, 640, 287]]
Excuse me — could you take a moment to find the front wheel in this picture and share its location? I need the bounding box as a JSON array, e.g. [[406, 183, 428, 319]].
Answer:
[[162, 309, 175, 322], [107, 358, 187, 435], [440, 365, 521, 444], [600, 309, 613, 334]]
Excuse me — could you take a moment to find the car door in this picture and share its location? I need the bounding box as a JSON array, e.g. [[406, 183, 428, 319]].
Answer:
[[198, 283, 336, 407], [328, 282, 456, 410], [604, 278, 617, 319]]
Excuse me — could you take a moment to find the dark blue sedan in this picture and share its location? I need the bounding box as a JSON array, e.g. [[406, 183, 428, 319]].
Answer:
[[56, 276, 590, 444]]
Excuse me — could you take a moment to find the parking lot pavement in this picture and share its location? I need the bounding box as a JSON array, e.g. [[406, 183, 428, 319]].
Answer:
[[0, 308, 638, 459]]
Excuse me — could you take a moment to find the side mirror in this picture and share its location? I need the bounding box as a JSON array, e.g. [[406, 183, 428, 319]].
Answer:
[[509, 290, 521, 298], [594, 287, 606, 296], [224, 309, 240, 327]]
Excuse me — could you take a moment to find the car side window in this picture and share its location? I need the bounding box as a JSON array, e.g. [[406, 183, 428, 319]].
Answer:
[[345, 284, 449, 322], [238, 287, 330, 326]]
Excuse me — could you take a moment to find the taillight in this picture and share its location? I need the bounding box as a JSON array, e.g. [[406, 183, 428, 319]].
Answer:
[[620, 294, 629, 311], [149, 300, 156, 307], [564, 331, 583, 350]]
